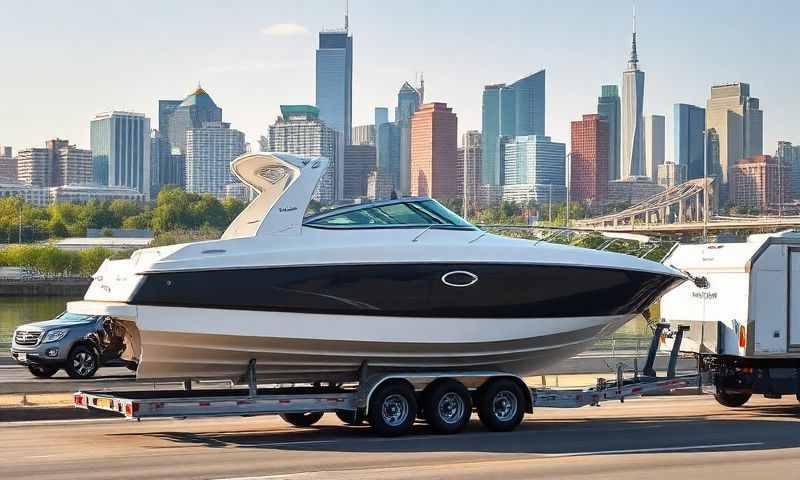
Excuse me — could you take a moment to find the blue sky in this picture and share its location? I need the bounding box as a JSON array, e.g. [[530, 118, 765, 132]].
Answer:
[[0, 0, 797, 160]]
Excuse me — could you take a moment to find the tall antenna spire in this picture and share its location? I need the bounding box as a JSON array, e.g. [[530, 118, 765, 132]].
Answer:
[[344, 0, 349, 32], [627, 2, 639, 70]]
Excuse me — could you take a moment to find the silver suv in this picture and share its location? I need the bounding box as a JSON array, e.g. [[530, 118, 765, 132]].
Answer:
[[10, 312, 137, 379]]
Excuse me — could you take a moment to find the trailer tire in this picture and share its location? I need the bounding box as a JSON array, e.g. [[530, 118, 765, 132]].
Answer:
[[335, 410, 365, 426], [280, 411, 324, 427], [714, 389, 751, 408], [423, 380, 472, 434], [477, 378, 525, 432], [367, 381, 417, 436]]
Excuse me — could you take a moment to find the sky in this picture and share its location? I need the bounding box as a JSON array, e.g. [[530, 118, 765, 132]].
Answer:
[[1, 0, 798, 161]]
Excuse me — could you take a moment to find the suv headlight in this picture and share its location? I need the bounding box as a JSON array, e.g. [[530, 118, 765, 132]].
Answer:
[[42, 329, 69, 343]]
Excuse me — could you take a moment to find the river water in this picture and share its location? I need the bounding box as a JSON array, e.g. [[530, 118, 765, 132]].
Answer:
[[0, 296, 79, 346], [0, 296, 652, 348]]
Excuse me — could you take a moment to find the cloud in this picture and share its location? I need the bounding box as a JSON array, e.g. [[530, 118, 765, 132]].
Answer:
[[261, 23, 308, 36]]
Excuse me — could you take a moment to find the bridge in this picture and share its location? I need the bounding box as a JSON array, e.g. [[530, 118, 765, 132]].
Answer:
[[573, 177, 800, 235]]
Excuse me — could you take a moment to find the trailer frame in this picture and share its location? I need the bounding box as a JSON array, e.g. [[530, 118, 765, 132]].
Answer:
[[74, 323, 702, 434]]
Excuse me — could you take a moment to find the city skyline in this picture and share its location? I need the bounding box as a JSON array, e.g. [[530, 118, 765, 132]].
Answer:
[[0, 1, 797, 165]]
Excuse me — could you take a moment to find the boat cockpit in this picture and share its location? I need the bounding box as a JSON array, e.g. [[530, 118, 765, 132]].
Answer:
[[303, 198, 477, 231]]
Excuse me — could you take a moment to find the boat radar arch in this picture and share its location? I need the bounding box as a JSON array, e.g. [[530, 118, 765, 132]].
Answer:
[[221, 152, 329, 239]]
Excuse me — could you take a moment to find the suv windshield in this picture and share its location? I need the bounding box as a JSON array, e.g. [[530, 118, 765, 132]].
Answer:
[[304, 199, 475, 229]]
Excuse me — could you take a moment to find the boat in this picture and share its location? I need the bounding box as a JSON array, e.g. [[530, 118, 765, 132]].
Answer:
[[66, 152, 686, 384]]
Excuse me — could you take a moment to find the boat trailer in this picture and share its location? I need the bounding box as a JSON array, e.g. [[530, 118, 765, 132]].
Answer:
[[74, 323, 703, 434]]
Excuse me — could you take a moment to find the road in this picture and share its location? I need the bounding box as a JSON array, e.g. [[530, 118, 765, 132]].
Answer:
[[1, 395, 799, 479]]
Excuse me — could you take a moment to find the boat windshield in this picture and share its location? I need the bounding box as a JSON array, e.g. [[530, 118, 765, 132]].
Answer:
[[304, 199, 476, 230]]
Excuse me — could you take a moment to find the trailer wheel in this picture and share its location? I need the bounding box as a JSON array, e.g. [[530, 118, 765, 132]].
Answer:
[[367, 382, 417, 436], [423, 380, 472, 434], [714, 389, 751, 408], [335, 410, 365, 426], [280, 411, 324, 427], [477, 378, 525, 432]]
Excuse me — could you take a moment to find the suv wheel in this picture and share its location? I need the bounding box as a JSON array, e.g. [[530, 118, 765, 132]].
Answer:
[[65, 345, 99, 379], [28, 364, 59, 378]]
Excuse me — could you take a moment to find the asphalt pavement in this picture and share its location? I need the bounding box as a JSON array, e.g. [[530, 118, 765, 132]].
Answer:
[[1, 395, 799, 479]]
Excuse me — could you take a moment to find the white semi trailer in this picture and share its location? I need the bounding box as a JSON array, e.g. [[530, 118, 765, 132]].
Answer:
[[660, 231, 800, 407]]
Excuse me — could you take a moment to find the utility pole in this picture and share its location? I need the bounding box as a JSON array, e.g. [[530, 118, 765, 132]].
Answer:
[[702, 130, 709, 242]]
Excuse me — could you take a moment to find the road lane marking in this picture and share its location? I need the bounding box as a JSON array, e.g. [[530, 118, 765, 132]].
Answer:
[[541, 441, 764, 457], [242, 439, 339, 447]]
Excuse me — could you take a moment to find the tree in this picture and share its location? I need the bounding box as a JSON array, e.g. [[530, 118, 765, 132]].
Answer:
[[78, 247, 114, 277]]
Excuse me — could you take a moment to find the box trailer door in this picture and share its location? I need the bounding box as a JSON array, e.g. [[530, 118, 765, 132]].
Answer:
[[790, 251, 800, 348]]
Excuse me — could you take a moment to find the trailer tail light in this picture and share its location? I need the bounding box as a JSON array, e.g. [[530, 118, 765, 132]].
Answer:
[[124, 402, 139, 417], [739, 326, 746, 348], [74, 394, 84, 406]]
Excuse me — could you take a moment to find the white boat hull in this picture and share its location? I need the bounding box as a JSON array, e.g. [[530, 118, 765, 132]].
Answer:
[[130, 305, 635, 382]]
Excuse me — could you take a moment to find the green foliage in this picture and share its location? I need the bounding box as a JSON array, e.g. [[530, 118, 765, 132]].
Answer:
[[78, 247, 114, 276], [0, 190, 248, 241], [150, 227, 222, 247], [0, 244, 112, 277], [475, 201, 527, 225]]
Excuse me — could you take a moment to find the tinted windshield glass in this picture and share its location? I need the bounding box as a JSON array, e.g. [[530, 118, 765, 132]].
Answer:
[[306, 200, 474, 228]]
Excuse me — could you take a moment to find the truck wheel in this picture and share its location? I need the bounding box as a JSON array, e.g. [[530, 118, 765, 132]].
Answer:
[[65, 345, 98, 379], [423, 380, 472, 434], [368, 382, 417, 436], [335, 410, 365, 425], [477, 378, 525, 432], [28, 364, 59, 378], [280, 412, 324, 427], [714, 388, 751, 407]]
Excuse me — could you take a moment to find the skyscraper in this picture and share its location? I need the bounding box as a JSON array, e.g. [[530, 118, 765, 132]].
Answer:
[[343, 144, 376, 200], [776, 141, 799, 198], [351, 124, 375, 145], [315, 12, 352, 145], [459, 131, 482, 216], [16, 139, 91, 188], [733, 155, 790, 210], [374, 107, 389, 128], [570, 114, 609, 205], [268, 105, 342, 204], [185, 122, 246, 200], [159, 87, 223, 188], [376, 121, 401, 192], [643, 114, 665, 181], [0, 147, 15, 182], [620, 16, 645, 178], [396, 81, 423, 195], [409, 103, 458, 200], [706, 82, 763, 202], [481, 70, 546, 185], [157, 99, 181, 187], [90, 112, 151, 198], [597, 85, 621, 181], [674, 103, 706, 180], [501, 135, 566, 204]]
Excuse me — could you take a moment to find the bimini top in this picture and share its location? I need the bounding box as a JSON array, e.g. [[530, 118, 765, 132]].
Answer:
[[304, 198, 477, 231], [221, 152, 329, 240]]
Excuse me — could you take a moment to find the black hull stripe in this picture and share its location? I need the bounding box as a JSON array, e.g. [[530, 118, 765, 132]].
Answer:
[[131, 263, 681, 319]]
